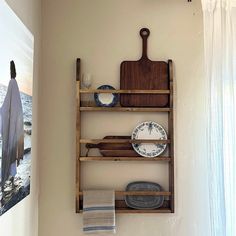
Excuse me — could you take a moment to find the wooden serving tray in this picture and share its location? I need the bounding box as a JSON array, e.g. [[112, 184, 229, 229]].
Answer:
[[120, 28, 169, 107], [85, 136, 139, 157]]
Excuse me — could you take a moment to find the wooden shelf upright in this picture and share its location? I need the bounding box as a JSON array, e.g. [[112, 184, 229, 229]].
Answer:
[[76, 58, 175, 214]]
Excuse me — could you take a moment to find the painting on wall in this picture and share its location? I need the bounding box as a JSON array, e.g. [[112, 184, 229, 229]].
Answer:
[[0, 0, 34, 216]]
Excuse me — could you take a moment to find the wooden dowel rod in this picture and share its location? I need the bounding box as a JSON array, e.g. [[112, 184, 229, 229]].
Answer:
[[79, 157, 171, 161], [78, 209, 171, 213], [80, 89, 170, 94], [80, 107, 171, 112], [79, 191, 171, 196], [115, 209, 171, 213], [80, 139, 170, 144]]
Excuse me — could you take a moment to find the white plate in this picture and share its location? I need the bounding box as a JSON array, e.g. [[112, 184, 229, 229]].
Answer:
[[131, 121, 167, 157], [94, 85, 118, 107]]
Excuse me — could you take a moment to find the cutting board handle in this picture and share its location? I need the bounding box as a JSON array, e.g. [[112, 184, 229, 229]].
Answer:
[[140, 28, 150, 60]]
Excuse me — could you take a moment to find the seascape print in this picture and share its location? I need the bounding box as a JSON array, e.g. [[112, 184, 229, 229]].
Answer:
[[0, 0, 33, 216]]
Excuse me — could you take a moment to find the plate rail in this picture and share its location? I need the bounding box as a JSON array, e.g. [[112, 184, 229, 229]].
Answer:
[[76, 58, 174, 213]]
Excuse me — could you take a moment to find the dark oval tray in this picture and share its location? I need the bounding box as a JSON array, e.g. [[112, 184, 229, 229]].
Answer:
[[125, 181, 164, 209]]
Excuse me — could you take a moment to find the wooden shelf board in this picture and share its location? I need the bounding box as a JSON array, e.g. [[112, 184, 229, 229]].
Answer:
[[80, 89, 170, 94], [77, 199, 172, 214], [80, 139, 170, 144], [79, 191, 171, 196], [79, 156, 171, 162], [80, 107, 171, 112], [115, 208, 172, 213], [79, 208, 171, 214]]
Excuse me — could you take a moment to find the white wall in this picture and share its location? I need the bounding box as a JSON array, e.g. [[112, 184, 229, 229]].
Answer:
[[0, 0, 41, 236], [40, 0, 210, 235]]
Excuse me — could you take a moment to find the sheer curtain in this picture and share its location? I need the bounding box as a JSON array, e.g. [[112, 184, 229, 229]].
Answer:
[[201, 0, 236, 235]]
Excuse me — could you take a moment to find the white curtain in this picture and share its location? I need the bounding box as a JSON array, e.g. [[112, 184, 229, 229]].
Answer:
[[201, 0, 236, 235]]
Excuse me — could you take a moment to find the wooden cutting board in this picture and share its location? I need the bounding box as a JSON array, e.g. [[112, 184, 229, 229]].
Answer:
[[120, 28, 169, 107], [86, 136, 139, 157]]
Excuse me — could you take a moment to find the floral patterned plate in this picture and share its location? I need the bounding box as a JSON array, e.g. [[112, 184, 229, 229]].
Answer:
[[131, 121, 167, 157]]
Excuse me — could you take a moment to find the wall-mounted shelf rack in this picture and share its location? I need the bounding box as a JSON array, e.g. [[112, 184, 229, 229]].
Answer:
[[76, 58, 174, 214]]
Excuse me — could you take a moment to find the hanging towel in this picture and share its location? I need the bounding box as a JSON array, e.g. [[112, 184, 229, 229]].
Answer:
[[83, 190, 116, 234], [0, 79, 24, 187]]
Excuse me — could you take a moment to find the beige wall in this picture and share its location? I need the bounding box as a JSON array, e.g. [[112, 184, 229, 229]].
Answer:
[[40, 0, 210, 235], [0, 0, 41, 236]]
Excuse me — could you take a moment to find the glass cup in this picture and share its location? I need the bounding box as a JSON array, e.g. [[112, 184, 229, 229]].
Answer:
[[81, 73, 92, 106], [82, 73, 92, 89]]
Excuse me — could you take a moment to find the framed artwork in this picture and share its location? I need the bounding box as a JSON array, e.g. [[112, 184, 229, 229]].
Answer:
[[0, 0, 34, 216]]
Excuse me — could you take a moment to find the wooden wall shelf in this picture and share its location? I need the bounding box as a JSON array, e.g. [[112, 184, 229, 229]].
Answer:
[[79, 191, 171, 196], [114, 209, 172, 214], [79, 209, 171, 214], [79, 156, 172, 162], [80, 89, 170, 94], [76, 58, 175, 214], [80, 139, 171, 144], [80, 107, 171, 112], [78, 200, 172, 214]]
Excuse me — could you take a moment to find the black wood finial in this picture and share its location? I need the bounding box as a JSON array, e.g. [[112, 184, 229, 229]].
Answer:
[[10, 60, 16, 79]]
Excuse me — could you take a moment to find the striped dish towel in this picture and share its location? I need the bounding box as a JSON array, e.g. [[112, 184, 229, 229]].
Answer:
[[83, 190, 116, 234]]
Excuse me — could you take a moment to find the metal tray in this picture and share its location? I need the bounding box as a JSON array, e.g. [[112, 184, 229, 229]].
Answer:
[[125, 181, 164, 209]]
